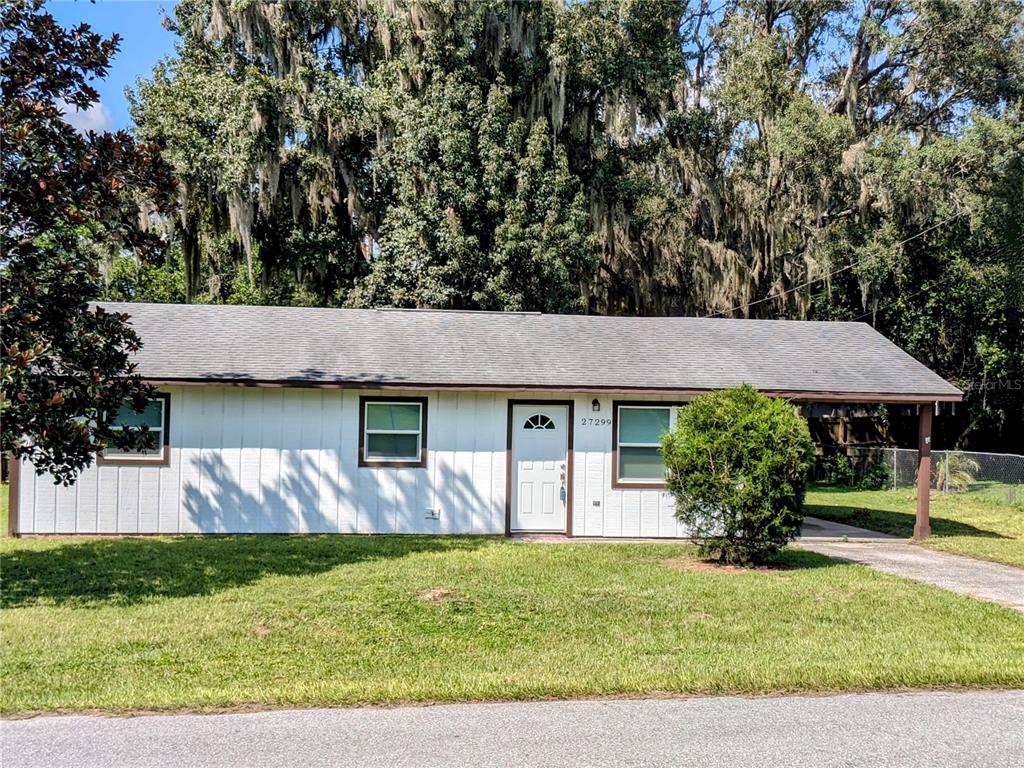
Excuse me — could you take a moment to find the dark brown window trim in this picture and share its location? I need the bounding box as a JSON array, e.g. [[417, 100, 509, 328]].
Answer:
[[97, 392, 171, 468], [610, 400, 685, 490], [504, 399, 575, 537], [357, 395, 428, 468]]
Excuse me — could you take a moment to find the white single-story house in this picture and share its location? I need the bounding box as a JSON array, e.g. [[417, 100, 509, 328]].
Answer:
[[8, 303, 962, 539]]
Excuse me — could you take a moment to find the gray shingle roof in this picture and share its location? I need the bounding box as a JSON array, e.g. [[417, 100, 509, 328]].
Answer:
[[99, 302, 961, 401]]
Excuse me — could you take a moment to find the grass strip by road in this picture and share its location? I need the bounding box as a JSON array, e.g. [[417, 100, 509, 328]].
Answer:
[[2, 533, 1023, 715]]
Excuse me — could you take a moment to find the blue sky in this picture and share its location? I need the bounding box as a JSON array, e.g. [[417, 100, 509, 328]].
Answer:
[[50, 0, 180, 132]]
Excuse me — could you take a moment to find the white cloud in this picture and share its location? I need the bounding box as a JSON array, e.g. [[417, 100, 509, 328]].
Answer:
[[57, 98, 114, 135]]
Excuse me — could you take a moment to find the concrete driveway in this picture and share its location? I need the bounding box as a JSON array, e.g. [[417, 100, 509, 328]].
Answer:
[[4, 690, 1023, 768], [799, 516, 1024, 612], [799, 515, 901, 541]]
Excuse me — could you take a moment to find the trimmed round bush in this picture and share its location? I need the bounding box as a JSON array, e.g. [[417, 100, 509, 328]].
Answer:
[[661, 384, 815, 565]]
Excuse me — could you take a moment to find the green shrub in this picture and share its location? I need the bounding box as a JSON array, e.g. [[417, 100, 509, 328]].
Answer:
[[859, 460, 892, 490], [661, 385, 815, 565], [823, 453, 855, 487]]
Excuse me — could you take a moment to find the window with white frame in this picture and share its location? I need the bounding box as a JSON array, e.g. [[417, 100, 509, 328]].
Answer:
[[360, 397, 427, 466], [100, 394, 169, 463], [613, 404, 678, 485]]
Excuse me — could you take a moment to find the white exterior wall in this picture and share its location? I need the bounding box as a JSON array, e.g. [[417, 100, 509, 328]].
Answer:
[[15, 387, 685, 537], [568, 393, 684, 538]]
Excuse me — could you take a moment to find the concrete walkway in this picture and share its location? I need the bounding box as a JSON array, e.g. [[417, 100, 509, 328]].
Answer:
[[798, 517, 1024, 612], [4, 691, 1023, 768]]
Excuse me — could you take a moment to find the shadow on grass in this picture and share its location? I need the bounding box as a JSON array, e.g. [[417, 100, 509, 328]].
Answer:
[[1, 535, 491, 609], [804, 504, 1009, 540], [772, 548, 844, 569], [667, 548, 843, 573]]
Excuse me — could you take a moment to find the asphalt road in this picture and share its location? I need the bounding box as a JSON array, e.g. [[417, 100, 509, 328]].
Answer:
[[4, 690, 1023, 768]]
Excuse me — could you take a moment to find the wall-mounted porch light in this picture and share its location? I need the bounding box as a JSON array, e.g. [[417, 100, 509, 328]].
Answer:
[[591, 398, 601, 412]]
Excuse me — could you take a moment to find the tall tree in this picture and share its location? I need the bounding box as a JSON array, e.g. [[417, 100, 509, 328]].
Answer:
[[127, 0, 1024, 450], [1, 0, 173, 482]]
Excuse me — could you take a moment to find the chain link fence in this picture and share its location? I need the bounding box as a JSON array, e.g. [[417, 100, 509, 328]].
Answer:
[[882, 448, 1024, 505]]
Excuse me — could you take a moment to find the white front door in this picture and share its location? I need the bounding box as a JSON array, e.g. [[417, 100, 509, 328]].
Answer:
[[511, 404, 569, 532]]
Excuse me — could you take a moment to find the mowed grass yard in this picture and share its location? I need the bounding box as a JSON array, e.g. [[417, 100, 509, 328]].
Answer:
[[2, 487, 1024, 715], [805, 483, 1024, 568]]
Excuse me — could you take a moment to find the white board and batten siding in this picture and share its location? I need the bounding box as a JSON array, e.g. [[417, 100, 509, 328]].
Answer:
[[15, 387, 686, 537], [569, 394, 685, 538]]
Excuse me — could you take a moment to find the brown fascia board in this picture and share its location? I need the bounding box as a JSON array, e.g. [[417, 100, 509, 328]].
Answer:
[[141, 377, 963, 404]]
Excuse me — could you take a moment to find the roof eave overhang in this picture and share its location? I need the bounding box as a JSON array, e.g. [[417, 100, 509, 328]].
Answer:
[[142, 377, 963, 404]]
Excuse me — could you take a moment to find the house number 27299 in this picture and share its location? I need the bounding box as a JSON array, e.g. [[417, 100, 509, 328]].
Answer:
[[580, 417, 611, 427]]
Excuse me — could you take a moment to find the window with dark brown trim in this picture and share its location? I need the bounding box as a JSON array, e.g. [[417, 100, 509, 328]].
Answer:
[[97, 392, 171, 466], [610, 400, 682, 489], [358, 396, 428, 468]]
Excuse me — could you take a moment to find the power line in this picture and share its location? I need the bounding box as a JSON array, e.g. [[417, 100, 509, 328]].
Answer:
[[849, 231, 1024, 322], [704, 211, 965, 319]]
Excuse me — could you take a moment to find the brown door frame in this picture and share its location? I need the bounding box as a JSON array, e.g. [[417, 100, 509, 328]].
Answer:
[[505, 399, 575, 537]]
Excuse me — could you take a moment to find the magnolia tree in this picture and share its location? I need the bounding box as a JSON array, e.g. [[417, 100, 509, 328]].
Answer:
[[0, 0, 172, 483], [661, 385, 815, 565]]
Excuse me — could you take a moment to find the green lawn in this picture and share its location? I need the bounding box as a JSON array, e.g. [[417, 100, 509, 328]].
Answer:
[[2, 532, 1023, 715], [805, 484, 1024, 568]]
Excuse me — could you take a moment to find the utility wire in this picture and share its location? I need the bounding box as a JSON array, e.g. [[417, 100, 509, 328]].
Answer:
[[848, 231, 1024, 322], [704, 211, 965, 318]]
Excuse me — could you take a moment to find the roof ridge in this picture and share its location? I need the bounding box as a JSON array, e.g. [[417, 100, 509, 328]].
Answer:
[[374, 307, 542, 316], [99, 301, 874, 326]]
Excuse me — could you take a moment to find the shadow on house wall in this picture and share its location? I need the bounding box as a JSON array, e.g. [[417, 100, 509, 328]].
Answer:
[[181, 449, 497, 535]]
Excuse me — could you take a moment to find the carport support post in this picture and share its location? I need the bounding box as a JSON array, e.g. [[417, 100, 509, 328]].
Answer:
[[914, 404, 932, 541]]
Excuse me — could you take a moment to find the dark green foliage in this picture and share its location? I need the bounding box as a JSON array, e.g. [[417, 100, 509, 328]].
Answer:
[[662, 386, 816, 565], [0, 0, 172, 482], [482, 119, 596, 311], [819, 454, 890, 490], [39, 0, 1024, 452], [100, 253, 187, 304], [859, 461, 892, 491], [822, 453, 856, 488]]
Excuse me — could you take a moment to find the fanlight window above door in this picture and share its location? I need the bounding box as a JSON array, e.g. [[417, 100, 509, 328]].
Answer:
[[523, 413, 556, 430]]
